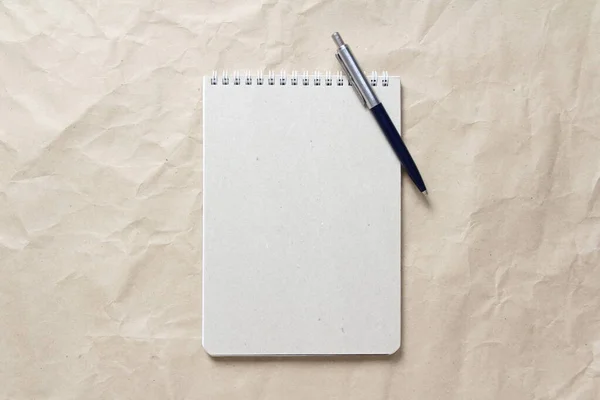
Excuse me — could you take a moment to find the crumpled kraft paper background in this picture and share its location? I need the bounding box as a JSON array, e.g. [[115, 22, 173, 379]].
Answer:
[[1, 0, 599, 399]]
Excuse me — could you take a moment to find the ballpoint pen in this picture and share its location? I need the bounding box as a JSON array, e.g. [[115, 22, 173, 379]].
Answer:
[[332, 32, 428, 195]]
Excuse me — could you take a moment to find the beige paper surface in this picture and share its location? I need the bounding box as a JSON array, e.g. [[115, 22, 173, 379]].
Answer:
[[0, 1, 598, 399]]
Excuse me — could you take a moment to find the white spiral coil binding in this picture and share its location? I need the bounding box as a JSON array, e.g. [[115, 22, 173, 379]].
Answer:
[[210, 71, 390, 87]]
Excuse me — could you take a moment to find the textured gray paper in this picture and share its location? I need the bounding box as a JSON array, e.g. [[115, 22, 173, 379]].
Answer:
[[203, 76, 401, 356], [0, 1, 599, 399]]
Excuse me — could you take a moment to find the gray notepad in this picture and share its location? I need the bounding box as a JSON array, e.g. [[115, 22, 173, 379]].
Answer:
[[202, 72, 401, 356]]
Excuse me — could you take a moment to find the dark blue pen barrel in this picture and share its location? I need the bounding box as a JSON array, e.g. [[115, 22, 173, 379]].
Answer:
[[370, 103, 427, 192]]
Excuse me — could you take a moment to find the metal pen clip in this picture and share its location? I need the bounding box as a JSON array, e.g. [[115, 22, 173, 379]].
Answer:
[[332, 32, 380, 110], [335, 53, 367, 108]]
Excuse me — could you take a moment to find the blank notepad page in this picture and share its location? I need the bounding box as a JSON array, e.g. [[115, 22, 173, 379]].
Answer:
[[202, 73, 401, 356]]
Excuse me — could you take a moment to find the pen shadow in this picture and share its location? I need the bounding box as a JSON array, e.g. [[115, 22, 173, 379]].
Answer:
[[404, 175, 432, 209], [400, 84, 431, 210]]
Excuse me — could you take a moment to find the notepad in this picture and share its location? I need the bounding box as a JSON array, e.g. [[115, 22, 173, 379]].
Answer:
[[202, 71, 401, 356]]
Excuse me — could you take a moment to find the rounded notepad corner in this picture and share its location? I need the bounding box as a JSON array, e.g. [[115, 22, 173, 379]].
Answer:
[[202, 340, 223, 357], [385, 336, 401, 356], [202, 337, 223, 357]]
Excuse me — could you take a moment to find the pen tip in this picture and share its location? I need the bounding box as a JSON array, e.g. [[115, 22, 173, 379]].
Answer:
[[422, 190, 429, 196]]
